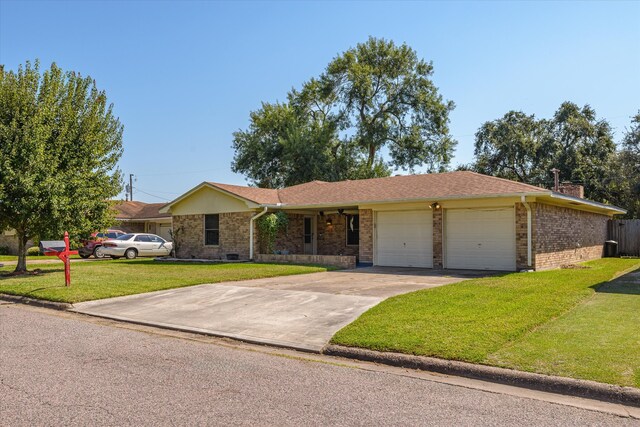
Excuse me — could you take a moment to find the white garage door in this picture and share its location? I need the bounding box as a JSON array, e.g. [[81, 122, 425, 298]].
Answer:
[[376, 211, 433, 268], [445, 208, 516, 271]]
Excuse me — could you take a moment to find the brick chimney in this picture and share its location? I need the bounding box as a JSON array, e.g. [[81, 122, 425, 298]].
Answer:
[[557, 182, 584, 198]]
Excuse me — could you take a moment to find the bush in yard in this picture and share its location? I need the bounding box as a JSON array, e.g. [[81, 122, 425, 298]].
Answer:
[[26, 247, 41, 256], [257, 212, 289, 254]]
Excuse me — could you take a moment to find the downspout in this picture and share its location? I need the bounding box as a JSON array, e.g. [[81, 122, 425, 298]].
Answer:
[[249, 207, 268, 260], [521, 196, 532, 268]]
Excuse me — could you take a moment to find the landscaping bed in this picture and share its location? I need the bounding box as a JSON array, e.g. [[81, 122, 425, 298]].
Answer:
[[0, 259, 327, 303], [331, 258, 640, 388]]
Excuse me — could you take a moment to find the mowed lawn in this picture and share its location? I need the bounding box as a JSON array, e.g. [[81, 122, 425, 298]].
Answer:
[[332, 258, 640, 388], [0, 260, 328, 303]]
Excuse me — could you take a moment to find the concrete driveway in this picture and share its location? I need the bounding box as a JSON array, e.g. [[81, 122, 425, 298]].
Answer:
[[72, 267, 491, 352]]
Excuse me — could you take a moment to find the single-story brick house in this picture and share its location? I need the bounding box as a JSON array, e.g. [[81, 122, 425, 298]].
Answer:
[[159, 171, 624, 271], [114, 201, 173, 241]]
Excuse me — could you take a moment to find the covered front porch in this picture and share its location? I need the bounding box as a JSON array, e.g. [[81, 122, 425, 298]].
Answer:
[[254, 207, 366, 269]]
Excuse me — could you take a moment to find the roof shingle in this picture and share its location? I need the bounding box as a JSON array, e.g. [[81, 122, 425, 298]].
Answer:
[[204, 171, 549, 206]]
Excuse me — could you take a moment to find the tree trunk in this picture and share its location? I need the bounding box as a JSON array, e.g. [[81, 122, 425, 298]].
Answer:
[[14, 233, 29, 273]]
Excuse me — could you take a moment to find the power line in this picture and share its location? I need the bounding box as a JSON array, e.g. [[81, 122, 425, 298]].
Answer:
[[132, 187, 171, 202], [135, 167, 229, 177]]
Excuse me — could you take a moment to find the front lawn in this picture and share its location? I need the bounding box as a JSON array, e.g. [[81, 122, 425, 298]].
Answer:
[[331, 258, 640, 388], [0, 259, 328, 303], [0, 254, 81, 261]]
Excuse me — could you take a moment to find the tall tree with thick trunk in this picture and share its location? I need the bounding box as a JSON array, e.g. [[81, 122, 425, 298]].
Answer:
[[232, 37, 455, 188], [0, 61, 123, 272]]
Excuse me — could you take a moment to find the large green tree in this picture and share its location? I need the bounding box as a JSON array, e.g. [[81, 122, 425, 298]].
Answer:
[[473, 111, 552, 184], [232, 37, 456, 188], [603, 112, 640, 218], [0, 61, 123, 272], [470, 102, 617, 201]]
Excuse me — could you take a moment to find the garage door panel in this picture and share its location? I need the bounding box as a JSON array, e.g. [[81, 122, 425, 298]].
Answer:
[[376, 211, 433, 268], [445, 208, 516, 271]]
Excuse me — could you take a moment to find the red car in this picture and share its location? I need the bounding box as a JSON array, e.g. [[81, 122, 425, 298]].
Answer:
[[78, 229, 127, 259]]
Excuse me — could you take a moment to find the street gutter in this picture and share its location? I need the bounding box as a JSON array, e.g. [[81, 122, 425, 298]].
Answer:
[[323, 344, 640, 408]]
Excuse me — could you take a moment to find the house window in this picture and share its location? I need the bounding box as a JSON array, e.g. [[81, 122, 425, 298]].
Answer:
[[204, 214, 219, 245], [346, 214, 359, 246]]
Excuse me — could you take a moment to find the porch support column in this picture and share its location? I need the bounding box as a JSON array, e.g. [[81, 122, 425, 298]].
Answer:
[[250, 207, 268, 260]]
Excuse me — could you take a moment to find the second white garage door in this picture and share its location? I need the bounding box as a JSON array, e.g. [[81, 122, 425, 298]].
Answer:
[[445, 207, 516, 271], [376, 211, 433, 268]]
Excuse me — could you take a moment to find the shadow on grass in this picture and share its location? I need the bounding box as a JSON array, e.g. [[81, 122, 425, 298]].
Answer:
[[0, 267, 63, 280], [592, 268, 640, 295]]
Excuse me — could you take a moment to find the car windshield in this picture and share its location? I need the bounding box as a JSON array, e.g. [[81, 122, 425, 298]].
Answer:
[[116, 234, 134, 241]]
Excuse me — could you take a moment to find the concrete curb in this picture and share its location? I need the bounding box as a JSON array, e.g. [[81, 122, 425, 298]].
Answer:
[[323, 345, 640, 408], [0, 294, 73, 311]]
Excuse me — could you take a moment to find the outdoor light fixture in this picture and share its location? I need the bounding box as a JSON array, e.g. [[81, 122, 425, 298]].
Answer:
[[319, 211, 324, 217], [337, 208, 344, 216], [430, 202, 441, 209], [326, 218, 333, 226]]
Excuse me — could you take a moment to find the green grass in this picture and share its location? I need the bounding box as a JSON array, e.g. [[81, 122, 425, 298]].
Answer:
[[0, 259, 327, 303], [486, 274, 640, 387], [331, 258, 640, 387], [0, 254, 81, 261]]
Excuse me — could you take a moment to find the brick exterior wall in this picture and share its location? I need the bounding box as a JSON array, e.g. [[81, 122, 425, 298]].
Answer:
[[533, 203, 608, 270], [255, 254, 356, 269], [515, 202, 531, 270], [317, 214, 358, 257], [432, 208, 443, 269], [272, 213, 360, 258], [359, 209, 373, 264], [273, 214, 304, 254], [173, 212, 253, 260]]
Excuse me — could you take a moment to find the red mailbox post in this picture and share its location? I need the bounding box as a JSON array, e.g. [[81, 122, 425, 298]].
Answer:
[[41, 231, 78, 287]]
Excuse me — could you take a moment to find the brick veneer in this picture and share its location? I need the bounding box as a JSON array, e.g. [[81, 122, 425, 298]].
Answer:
[[533, 203, 607, 270], [515, 202, 531, 270], [272, 213, 360, 258], [358, 209, 373, 263], [273, 214, 304, 254], [432, 208, 443, 269], [317, 214, 358, 257], [173, 212, 253, 260], [255, 253, 356, 269]]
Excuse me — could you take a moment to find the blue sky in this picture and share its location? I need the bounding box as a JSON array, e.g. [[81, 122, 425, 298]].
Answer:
[[1, 1, 639, 202]]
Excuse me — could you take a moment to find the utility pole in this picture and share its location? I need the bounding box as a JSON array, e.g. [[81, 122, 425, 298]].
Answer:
[[129, 174, 134, 201]]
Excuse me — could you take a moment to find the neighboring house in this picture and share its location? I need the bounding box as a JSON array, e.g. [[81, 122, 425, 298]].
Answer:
[[159, 171, 624, 271], [0, 229, 33, 255], [113, 201, 173, 241]]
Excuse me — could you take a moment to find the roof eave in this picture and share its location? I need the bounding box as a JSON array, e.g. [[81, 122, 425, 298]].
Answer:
[[546, 193, 627, 214], [261, 191, 550, 210], [159, 182, 261, 213]]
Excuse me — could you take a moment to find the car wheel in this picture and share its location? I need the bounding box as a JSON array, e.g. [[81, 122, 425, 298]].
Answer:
[[125, 248, 137, 260], [110, 256, 121, 260], [93, 246, 106, 259], [79, 253, 91, 259]]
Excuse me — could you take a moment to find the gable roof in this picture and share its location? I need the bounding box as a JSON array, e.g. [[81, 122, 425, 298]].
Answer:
[[113, 201, 171, 220], [275, 172, 548, 206], [161, 171, 625, 215], [207, 182, 280, 205]]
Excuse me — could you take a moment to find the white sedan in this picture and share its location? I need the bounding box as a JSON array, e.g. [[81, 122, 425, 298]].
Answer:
[[101, 233, 174, 259]]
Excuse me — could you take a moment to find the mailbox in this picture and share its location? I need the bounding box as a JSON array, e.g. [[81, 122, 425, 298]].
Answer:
[[39, 240, 67, 254], [39, 232, 78, 286]]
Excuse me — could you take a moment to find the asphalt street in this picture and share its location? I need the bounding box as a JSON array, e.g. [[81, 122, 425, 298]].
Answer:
[[0, 304, 637, 426]]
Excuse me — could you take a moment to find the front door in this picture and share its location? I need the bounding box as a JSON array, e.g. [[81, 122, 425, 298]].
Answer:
[[303, 216, 315, 254]]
